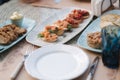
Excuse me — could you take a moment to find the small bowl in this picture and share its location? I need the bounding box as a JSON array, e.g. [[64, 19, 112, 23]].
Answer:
[[11, 17, 23, 27]]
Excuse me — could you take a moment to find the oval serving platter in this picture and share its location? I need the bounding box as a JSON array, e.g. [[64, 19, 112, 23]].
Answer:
[[26, 8, 93, 47]]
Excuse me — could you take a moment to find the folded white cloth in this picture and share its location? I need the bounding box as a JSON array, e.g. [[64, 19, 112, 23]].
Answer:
[[91, 0, 120, 16]]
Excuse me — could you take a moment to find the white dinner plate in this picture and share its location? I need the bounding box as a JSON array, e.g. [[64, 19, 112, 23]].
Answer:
[[26, 7, 93, 46], [25, 44, 89, 80]]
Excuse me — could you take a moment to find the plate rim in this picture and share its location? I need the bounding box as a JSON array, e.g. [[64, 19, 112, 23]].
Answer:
[[25, 44, 89, 80]]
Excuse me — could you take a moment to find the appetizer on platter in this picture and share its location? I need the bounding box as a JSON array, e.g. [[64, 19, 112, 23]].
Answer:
[[38, 30, 58, 42], [54, 20, 72, 31], [100, 14, 120, 28], [38, 9, 89, 42], [87, 31, 102, 49], [64, 17, 80, 28], [0, 24, 26, 44], [67, 9, 89, 23], [44, 25, 64, 36]]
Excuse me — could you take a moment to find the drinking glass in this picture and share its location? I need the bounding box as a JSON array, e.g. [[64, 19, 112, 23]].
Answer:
[[101, 25, 120, 69]]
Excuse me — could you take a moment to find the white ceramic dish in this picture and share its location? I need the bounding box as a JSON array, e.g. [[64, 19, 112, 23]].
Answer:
[[25, 44, 89, 80], [26, 8, 93, 46]]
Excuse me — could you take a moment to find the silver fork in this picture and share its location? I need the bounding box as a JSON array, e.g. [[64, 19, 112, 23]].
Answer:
[[10, 45, 35, 80]]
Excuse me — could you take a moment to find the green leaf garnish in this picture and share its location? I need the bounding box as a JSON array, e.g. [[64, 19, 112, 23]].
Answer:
[[38, 33, 44, 38], [67, 24, 72, 31], [48, 30, 55, 33]]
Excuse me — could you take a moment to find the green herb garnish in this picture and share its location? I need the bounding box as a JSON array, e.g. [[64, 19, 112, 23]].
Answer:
[[48, 30, 55, 33], [67, 24, 72, 31], [38, 33, 44, 38]]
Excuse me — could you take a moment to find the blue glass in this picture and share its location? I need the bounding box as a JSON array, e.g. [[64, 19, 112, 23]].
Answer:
[[101, 25, 120, 69], [0, 0, 9, 5]]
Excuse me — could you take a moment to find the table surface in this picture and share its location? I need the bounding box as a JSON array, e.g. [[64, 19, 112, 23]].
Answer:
[[0, 0, 120, 80]]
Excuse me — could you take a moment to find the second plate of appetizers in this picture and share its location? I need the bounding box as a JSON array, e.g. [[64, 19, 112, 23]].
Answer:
[[77, 10, 120, 53]]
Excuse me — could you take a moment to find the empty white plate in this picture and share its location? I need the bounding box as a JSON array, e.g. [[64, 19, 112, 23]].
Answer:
[[25, 44, 89, 80]]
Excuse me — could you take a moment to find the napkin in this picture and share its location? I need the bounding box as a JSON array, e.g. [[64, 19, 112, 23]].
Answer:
[[91, 0, 120, 16]]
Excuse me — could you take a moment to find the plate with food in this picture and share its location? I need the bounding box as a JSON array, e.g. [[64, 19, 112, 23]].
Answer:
[[77, 10, 120, 53], [26, 8, 93, 46], [25, 44, 89, 80], [0, 12, 36, 53]]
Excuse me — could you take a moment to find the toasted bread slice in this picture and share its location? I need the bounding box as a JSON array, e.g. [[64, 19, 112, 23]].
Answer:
[[0, 24, 26, 44], [0, 34, 10, 44], [100, 21, 114, 29], [0, 32, 11, 44], [14, 27, 26, 35], [7, 31, 18, 41], [101, 14, 120, 22], [100, 14, 120, 28]]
